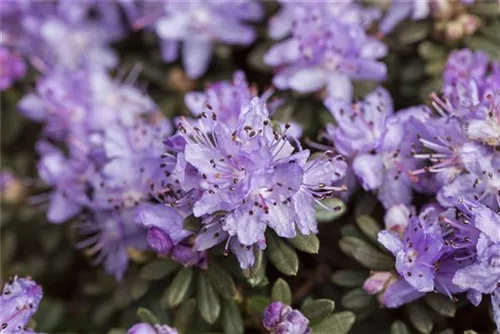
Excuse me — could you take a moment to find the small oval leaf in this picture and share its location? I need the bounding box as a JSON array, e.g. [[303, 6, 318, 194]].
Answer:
[[222, 299, 244, 334], [267, 232, 299, 276], [391, 320, 410, 334], [140, 259, 180, 281], [163, 267, 193, 308], [174, 299, 196, 333], [300, 299, 335, 325], [311, 311, 355, 334], [206, 263, 236, 300], [288, 233, 320, 254], [405, 301, 434, 334], [137, 307, 159, 324], [271, 278, 292, 305], [331, 270, 368, 288], [424, 294, 456, 317], [341, 288, 374, 311], [197, 273, 221, 324]]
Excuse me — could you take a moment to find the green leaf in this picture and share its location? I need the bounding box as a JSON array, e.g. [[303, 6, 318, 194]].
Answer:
[[288, 233, 320, 254], [184, 214, 202, 232], [246, 250, 268, 287], [140, 259, 180, 281], [463, 330, 479, 334], [271, 278, 292, 305], [424, 294, 456, 317], [331, 270, 368, 288], [222, 299, 244, 334], [247, 296, 271, 315], [1, 230, 17, 263], [355, 215, 381, 243], [206, 263, 236, 300], [464, 36, 500, 60], [162, 267, 193, 308], [131, 280, 149, 301], [436, 330, 454, 334], [174, 299, 197, 334], [341, 288, 373, 311], [405, 301, 433, 334], [107, 329, 126, 334], [311, 311, 355, 334], [300, 299, 335, 325], [136, 307, 159, 324], [267, 231, 299, 276], [352, 243, 394, 271], [316, 198, 346, 223], [397, 21, 430, 45], [339, 236, 366, 258], [391, 320, 410, 334], [197, 273, 221, 324]]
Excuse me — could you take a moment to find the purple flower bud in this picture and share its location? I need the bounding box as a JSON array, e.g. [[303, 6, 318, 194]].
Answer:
[[263, 302, 285, 330], [0, 47, 26, 91], [147, 227, 174, 255], [127, 323, 179, 334], [363, 272, 393, 295]]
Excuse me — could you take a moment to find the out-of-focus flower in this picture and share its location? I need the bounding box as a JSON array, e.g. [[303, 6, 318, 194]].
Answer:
[[264, 2, 386, 100], [1, 1, 124, 76], [379, 0, 476, 35], [0, 47, 26, 90], [133, 2, 263, 78], [127, 322, 179, 334], [0, 277, 42, 334], [263, 302, 311, 334], [0, 171, 26, 204]]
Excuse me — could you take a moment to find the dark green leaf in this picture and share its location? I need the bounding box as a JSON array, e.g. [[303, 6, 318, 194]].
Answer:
[[136, 307, 159, 324], [131, 280, 149, 301], [405, 301, 433, 334], [174, 299, 197, 334], [339, 236, 366, 258], [206, 263, 236, 300], [222, 299, 244, 334], [424, 294, 456, 317], [341, 288, 374, 311], [140, 259, 180, 281], [267, 231, 299, 276], [316, 198, 346, 223], [271, 278, 292, 305], [162, 267, 193, 308], [183, 214, 202, 232], [331, 270, 368, 288], [300, 299, 335, 325], [397, 21, 430, 45], [247, 296, 271, 316], [391, 320, 410, 334], [352, 243, 394, 271], [288, 233, 320, 254], [355, 215, 381, 243], [197, 273, 221, 324], [311, 311, 355, 334], [246, 250, 268, 287]]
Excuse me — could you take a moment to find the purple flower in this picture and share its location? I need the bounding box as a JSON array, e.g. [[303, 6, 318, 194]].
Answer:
[[442, 49, 500, 109], [379, 0, 432, 35], [134, 2, 263, 78], [138, 204, 207, 268], [1, 1, 124, 72], [127, 323, 179, 334], [324, 87, 431, 208], [19, 66, 157, 139], [263, 302, 311, 334], [264, 3, 386, 100], [363, 271, 394, 295], [378, 200, 482, 308], [0, 276, 43, 333], [379, 0, 476, 35], [269, 1, 381, 41], [0, 47, 26, 90], [153, 74, 347, 268], [452, 201, 500, 329]]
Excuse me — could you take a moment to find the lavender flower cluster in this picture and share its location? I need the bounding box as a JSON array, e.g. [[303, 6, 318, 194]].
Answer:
[[349, 49, 500, 327], [2, 0, 499, 332]]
